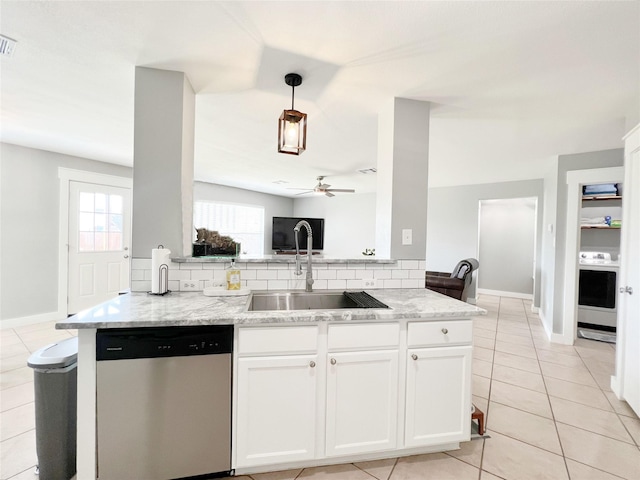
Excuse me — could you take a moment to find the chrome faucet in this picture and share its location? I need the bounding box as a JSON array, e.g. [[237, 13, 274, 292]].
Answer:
[[294, 220, 314, 292]]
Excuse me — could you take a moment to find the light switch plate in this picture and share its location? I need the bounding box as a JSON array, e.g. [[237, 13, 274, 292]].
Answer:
[[402, 229, 412, 245]]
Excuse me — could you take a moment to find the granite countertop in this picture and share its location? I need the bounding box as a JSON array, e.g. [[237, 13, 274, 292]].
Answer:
[[172, 255, 396, 264], [56, 289, 486, 330]]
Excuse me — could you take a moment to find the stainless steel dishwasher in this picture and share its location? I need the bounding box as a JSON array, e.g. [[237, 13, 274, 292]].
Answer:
[[96, 325, 233, 480]]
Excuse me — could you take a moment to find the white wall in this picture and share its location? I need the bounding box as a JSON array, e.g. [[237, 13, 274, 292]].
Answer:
[[478, 198, 536, 297], [0, 143, 132, 324], [426, 179, 545, 305], [194, 182, 294, 255], [293, 193, 376, 258]]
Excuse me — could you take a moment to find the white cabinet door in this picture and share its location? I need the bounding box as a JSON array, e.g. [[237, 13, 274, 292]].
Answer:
[[405, 346, 472, 447], [325, 350, 399, 457], [236, 355, 318, 468]]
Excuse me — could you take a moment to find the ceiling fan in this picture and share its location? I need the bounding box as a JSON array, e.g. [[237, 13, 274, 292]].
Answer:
[[289, 176, 356, 197]]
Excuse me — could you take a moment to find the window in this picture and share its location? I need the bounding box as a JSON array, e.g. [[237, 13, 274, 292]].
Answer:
[[194, 202, 265, 255], [78, 192, 124, 252]]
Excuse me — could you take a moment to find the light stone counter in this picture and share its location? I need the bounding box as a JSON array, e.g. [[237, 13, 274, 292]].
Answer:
[[56, 288, 486, 330]]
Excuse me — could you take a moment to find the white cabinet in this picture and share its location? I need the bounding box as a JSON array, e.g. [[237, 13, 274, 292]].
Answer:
[[405, 346, 472, 447], [235, 354, 318, 467], [404, 320, 473, 447], [234, 319, 473, 472], [325, 349, 399, 456]]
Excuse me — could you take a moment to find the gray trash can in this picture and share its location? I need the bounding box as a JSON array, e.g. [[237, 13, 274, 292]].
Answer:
[[27, 337, 78, 480]]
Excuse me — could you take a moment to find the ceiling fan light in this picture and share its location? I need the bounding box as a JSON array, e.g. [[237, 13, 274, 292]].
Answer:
[[278, 109, 307, 155]]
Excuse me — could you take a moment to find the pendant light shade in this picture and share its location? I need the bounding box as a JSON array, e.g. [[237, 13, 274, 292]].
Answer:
[[278, 73, 307, 155]]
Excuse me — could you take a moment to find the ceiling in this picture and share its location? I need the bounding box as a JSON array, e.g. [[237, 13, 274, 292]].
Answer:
[[1, 1, 638, 196]]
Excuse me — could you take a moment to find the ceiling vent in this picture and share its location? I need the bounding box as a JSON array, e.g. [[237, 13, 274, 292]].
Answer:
[[0, 35, 17, 57], [357, 168, 377, 174]]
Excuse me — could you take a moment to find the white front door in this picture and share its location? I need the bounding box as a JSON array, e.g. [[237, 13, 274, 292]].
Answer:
[[68, 181, 131, 314]]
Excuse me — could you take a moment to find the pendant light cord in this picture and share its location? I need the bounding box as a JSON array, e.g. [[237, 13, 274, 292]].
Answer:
[[291, 84, 295, 110]]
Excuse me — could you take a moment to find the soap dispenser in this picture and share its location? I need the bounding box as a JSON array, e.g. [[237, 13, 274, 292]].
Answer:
[[226, 259, 241, 290]]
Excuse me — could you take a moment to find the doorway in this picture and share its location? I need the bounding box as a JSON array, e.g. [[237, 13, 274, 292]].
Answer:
[[477, 198, 537, 299], [58, 168, 132, 316]]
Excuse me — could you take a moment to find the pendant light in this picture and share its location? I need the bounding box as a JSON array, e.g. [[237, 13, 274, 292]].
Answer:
[[278, 73, 307, 155]]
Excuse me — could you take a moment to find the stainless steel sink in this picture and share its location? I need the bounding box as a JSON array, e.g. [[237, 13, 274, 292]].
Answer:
[[248, 291, 359, 311]]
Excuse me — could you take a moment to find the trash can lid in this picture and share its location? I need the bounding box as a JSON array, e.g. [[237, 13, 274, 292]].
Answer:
[[27, 337, 78, 369]]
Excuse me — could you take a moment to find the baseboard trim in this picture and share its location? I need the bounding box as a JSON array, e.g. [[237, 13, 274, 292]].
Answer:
[[477, 288, 533, 300], [1, 310, 64, 329]]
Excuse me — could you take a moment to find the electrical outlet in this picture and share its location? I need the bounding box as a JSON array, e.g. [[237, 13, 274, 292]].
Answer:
[[363, 278, 378, 289], [180, 279, 199, 291]]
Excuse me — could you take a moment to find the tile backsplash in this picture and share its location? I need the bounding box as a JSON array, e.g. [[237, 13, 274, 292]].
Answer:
[[132, 259, 426, 292]]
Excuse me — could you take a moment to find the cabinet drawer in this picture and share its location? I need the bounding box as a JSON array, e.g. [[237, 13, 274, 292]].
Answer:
[[328, 323, 399, 351], [407, 320, 472, 347], [238, 326, 318, 355]]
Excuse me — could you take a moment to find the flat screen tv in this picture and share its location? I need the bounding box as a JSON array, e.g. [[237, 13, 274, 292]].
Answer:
[[272, 217, 325, 251]]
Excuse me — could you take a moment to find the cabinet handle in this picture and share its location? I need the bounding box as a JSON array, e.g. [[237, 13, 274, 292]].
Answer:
[[411, 354, 418, 361], [441, 328, 449, 334], [330, 358, 337, 365], [619, 286, 634, 295], [309, 361, 316, 368]]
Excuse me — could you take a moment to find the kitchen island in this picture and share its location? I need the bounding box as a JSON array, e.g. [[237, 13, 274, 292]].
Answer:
[[57, 288, 486, 479]]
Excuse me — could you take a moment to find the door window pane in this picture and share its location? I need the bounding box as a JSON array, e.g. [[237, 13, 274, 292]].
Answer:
[[78, 193, 125, 252]]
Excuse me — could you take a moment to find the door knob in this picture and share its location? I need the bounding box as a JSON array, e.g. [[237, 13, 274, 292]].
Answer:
[[441, 328, 449, 334], [309, 361, 316, 368], [330, 358, 337, 365], [411, 354, 418, 361], [124, 254, 129, 259]]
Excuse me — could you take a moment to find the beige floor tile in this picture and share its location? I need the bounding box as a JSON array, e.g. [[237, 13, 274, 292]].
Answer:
[[0, 343, 30, 360], [533, 339, 580, 356], [473, 359, 493, 379], [220, 476, 251, 480], [490, 380, 553, 418], [557, 423, 640, 479], [473, 328, 496, 340], [619, 415, 640, 446], [544, 377, 612, 412], [0, 429, 37, 480], [474, 320, 497, 332], [473, 395, 489, 416], [299, 463, 373, 479], [1, 333, 22, 348], [574, 337, 615, 352], [473, 374, 491, 399], [493, 351, 540, 374], [474, 336, 495, 350], [486, 402, 562, 454], [589, 369, 614, 392], [1, 403, 35, 442], [390, 452, 478, 480], [565, 459, 623, 480], [0, 382, 34, 413], [539, 361, 598, 387], [13, 320, 59, 335], [491, 364, 546, 393], [445, 438, 484, 468], [479, 471, 503, 480], [603, 391, 639, 418], [535, 349, 585, 368], [16, 328, 70, 343], [494, 341, 537, 360], [353, 458, 396, 480], [549, 396, 634, 444], [0, 367, 32, 391], [251, 468, 304, 480], [473, 346, 494, 362], [0, 352, 30, 374], [495, 332, 534, 347], [497, 323, 531, 335], [482, 430, 568, 480]]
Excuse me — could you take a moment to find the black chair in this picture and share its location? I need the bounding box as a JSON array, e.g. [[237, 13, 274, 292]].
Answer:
[[425, 258, 479, 302]]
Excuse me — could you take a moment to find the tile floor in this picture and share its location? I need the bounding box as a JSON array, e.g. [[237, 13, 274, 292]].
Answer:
[[1, 295, 639, 480]]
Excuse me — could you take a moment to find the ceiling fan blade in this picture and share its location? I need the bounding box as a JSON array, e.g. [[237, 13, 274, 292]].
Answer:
[[295, 190, 313, 195], [326, 188, 355, 193], [325, 191, 335, 197], [318, 183, 331, 189], [287, 187, 314, 190]]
